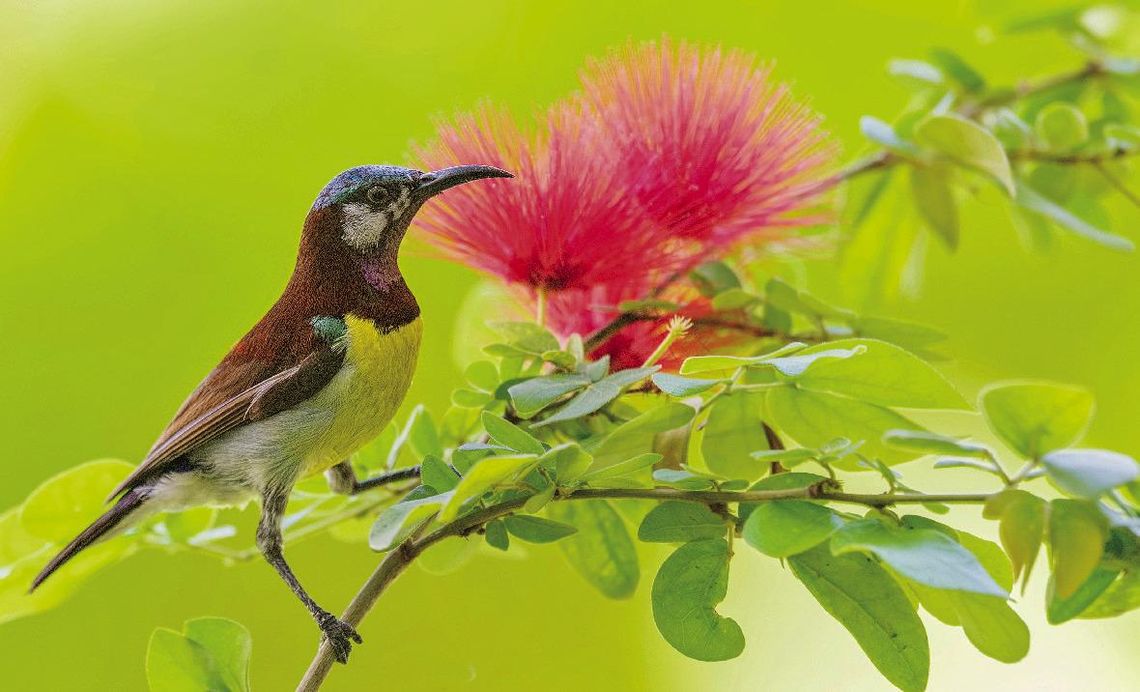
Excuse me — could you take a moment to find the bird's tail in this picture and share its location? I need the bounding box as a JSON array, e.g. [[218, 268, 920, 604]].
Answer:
[[30, 487, 150, 592]]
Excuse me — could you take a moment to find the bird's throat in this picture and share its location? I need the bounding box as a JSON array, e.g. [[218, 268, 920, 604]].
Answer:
[[359, 252, 401, 293]]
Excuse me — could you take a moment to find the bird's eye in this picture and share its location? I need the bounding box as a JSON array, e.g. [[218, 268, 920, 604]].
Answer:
[[365, 186, 389, 205]]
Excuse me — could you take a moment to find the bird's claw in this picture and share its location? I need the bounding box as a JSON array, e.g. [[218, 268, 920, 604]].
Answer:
[[317, 612, 363, 664]]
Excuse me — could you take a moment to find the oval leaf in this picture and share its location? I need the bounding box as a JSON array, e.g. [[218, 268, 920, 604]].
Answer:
[[638, 502, 727, 543], [1041, 448, 1140, 497], [832, 519, 1007, 597], [914, 114, 1015, 195], [795, 338, 968, 410], [701, 392, 768, 480], [743, 501, 841, 558], [980, 381, 1094, 458], [547, 500, 639, 599], [1049, 499, 1108, 600], [789, 545, 929, 692], [651, 539, 744, 662], [503, 515, 577, 543]]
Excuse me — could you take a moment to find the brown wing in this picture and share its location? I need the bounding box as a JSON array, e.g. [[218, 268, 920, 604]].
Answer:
[[108, 337, 346, 500]]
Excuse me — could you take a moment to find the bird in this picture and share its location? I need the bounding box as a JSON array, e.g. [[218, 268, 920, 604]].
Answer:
[[30, 162, 511, 663]]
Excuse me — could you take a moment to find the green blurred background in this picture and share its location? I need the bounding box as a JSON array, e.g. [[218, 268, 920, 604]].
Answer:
[[2, 0, 1138, 689]]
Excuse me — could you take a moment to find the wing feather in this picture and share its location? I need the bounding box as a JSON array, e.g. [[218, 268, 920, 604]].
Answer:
[[108, 342, 345, 499]]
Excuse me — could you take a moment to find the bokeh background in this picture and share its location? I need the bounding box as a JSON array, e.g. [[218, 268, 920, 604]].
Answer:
[[2, 0, 1138, 689]]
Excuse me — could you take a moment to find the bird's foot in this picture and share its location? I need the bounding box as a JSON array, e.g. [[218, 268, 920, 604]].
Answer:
[[317, 611, 363, 664]]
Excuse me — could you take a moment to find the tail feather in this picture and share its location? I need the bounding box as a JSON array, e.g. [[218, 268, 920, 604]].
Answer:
[[30, 487, 149, 592]]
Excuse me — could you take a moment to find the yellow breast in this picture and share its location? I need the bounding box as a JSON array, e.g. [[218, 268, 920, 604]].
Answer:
[[301, 315, 422, 477]]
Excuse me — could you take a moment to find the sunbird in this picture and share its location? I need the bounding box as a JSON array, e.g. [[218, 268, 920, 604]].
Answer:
[[31, 163, 511, 662]]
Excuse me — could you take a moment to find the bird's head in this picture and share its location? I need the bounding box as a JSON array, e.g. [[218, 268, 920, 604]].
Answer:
[[310, 164, 511, 254]]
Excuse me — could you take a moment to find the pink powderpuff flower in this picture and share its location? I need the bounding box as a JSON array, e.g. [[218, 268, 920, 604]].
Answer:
[[578, 38, 837, 247], [413, 105, 692, 297], [412, 39, 836, 367]]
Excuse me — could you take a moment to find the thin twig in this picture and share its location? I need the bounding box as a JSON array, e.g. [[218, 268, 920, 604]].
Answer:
[[297, 481, 996, 689]]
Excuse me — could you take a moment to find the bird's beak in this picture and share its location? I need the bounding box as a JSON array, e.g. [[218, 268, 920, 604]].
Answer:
[[415, 164, 512, 200]]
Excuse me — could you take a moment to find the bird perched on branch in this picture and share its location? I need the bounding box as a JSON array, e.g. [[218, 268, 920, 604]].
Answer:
[[30, 163, 511, 663]]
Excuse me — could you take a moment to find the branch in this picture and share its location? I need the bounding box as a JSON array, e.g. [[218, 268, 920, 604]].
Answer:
[[962, 61, 1106, 116], [296, 481, 995, 689]]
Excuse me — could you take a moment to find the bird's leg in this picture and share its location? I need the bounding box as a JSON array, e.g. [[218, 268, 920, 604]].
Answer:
[[325, 460, 422, 496], [256, 487, 362, 663]]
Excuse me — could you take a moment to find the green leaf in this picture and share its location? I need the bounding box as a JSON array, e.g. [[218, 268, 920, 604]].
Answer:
[[541, 349, 577, 370], [1041, 448, 1140, 497], [488, 321, 560, 356], [534, 367, 659, 426], [1081, 569, 1140, 618], [507, 374, 591, 419], [1048, 566, 1119, 624], [503, 515, 577, 543], [980, 381, 1095, 458], [842, 168, 894, 230], [590, 402, 695, 469], [1049, 499, 1108, 600], [789, 546, 929, 692], [439, 455, 538, 522], [0, 507, 132, 625], [690, 261, 741, 295], [547, 500, 639, 599], [743, 501, 841, 558], [928, 48, 985, 92], [741, 472, 829, 523], [860, 116, 921, 156], [146, 617, 252, 692], [481, 411, 544, 455], [638, 502, 727, 543], [831, 519, 1007, 597], [838, 172, 920, 307], [679, 341, 807, 376], [750, 447, 819, 465], [765, 278, 854, 320], [711, 287, 760, 311], [763, 345, 867, 377], [464, 360, 500, 392], [887, 59, 944, 87], [767, 386, 924, 467], [795, 338, 968, 409], [984, 490, 1047, 589], [420, 455, 459, 493], [652, 373, 724, 397], [539, 443, 593, 483], [407, 406, 442, 459], [910, 164, 959, 249], [883, 429, 989, 458], [20, 459, 135, 543], [990, 108, 1032, 150], [1015, 183, 1135, 251], [1035, 103, 1089, 152], [651, 539, 744, 662], [484, 519, 509, 550], [853, 316, 946, 351], [914, 114, 1015, 195], [701, 392, 768, 480], [580, 453, 662, 484], [369, 491, 453, 551], [652, 468, 717, 490], [451, 388, 492, 408], [953, 595, 1030, 663]]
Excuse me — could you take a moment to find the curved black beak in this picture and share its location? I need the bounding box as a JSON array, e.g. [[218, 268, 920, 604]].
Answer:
[[415, 164, 512, 200]]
